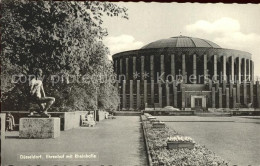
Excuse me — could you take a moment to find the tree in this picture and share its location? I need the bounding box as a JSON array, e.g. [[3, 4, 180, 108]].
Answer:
[[1, 0, 127, 111]]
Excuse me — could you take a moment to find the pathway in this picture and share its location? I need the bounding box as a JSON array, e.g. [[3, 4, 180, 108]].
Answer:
[[2, 116, 147, 166]]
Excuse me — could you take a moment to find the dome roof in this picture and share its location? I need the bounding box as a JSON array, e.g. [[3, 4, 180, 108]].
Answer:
[[141, 35, 221, 49]]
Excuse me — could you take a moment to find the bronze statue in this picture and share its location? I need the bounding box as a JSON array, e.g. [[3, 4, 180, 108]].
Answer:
[[29, 69, 55, 117]]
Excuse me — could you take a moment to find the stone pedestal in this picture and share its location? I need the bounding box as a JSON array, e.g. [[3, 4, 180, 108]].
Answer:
[[19, 118, 60, 138], [152, 122, 165, 128]]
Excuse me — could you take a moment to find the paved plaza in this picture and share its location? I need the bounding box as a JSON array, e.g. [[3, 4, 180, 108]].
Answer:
[[2, 115, 260, 165], [2, 116, 147, 166], [156, 116, 260, 166]]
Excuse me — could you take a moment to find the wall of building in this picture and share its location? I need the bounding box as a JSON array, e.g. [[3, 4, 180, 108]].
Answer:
[[113, 47, 260, 110], [116, 80, 260, 110]]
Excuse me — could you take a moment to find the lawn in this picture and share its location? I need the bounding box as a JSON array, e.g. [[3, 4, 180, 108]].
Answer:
[[156, 116, 260, 166]]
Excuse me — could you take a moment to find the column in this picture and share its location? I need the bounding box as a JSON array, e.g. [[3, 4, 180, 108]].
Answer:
[[219, 88, 222, 108], [166, 82, 169, 106], [243, 58, 247, 82], [137, 80, 140, 109], [204, 54, 207, 84], [213, 55, 217, 81], [141, 56, 145, 80], [223, 80, 226, 94], [150, 55, 154, 80], [223, 56, 227, 81], [182, 54, 186, 83], [212, 87, 216, 108], [237, 57, 241, 83], [181, 87, 185, 108], [250, 81, 253, 104], [158, 82, 162, 107], [193, 54, 197, 83], [129, 80, 133, 109], [116, 81, 119, 90], [236, 83, 240, 104], [120, 58, 123, 75], [216, 82, 219, 92], [257, 81, 260, 108], [229, 82, 233, 97], [226, 88, 229, 108], [233, 88, 236, 108], [252, 61, 254, 83], [173, 82, 177, 107], [125, 57, 128, 80], [151, 80, 154, 106], [133, 57, 136, 79], [209, 80, 212, 90], [122, 80, 126, 109], [243, 82, 247, 105], [144, 80, 147, 106], [248, 59, 251, 81], [236, 83, 240, 103], [230, 56, 234, 83], [114, 59, 117, 75], [160, 55, 165, 80], [171, 54, 175, 80]]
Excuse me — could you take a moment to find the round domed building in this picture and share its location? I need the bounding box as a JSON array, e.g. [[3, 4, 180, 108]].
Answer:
[[112, 36, 260, 111]]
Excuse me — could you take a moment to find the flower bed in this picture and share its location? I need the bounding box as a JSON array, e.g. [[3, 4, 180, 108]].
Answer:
[[141, 115, 228, 166]]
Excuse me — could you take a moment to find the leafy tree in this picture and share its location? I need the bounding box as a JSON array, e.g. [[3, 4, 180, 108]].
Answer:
[[1, 0, 127, 111]]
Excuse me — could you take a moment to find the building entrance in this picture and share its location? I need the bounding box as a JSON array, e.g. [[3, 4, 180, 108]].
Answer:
[[191, 95, 206, 111], [195, 98, 202, 108]]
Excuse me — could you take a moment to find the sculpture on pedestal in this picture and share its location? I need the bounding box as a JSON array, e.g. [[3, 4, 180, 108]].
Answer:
[[29, 69, 55, 117]]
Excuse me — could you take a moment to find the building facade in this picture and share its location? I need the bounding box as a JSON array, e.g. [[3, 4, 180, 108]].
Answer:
[[112, 36, 260, 110]]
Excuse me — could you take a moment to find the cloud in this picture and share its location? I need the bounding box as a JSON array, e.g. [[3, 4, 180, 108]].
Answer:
[[104, 34, 144, 60], [215, 32, 260, 51], [186, 17, 240, 34], [185, 17, 260, 77]]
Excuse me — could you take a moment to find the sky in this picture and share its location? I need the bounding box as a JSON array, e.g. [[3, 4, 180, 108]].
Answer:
[[102, 2, 260, 77]]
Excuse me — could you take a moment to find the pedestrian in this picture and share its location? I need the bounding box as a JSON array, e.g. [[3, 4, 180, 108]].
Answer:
[[6, 112, 15, 131]]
